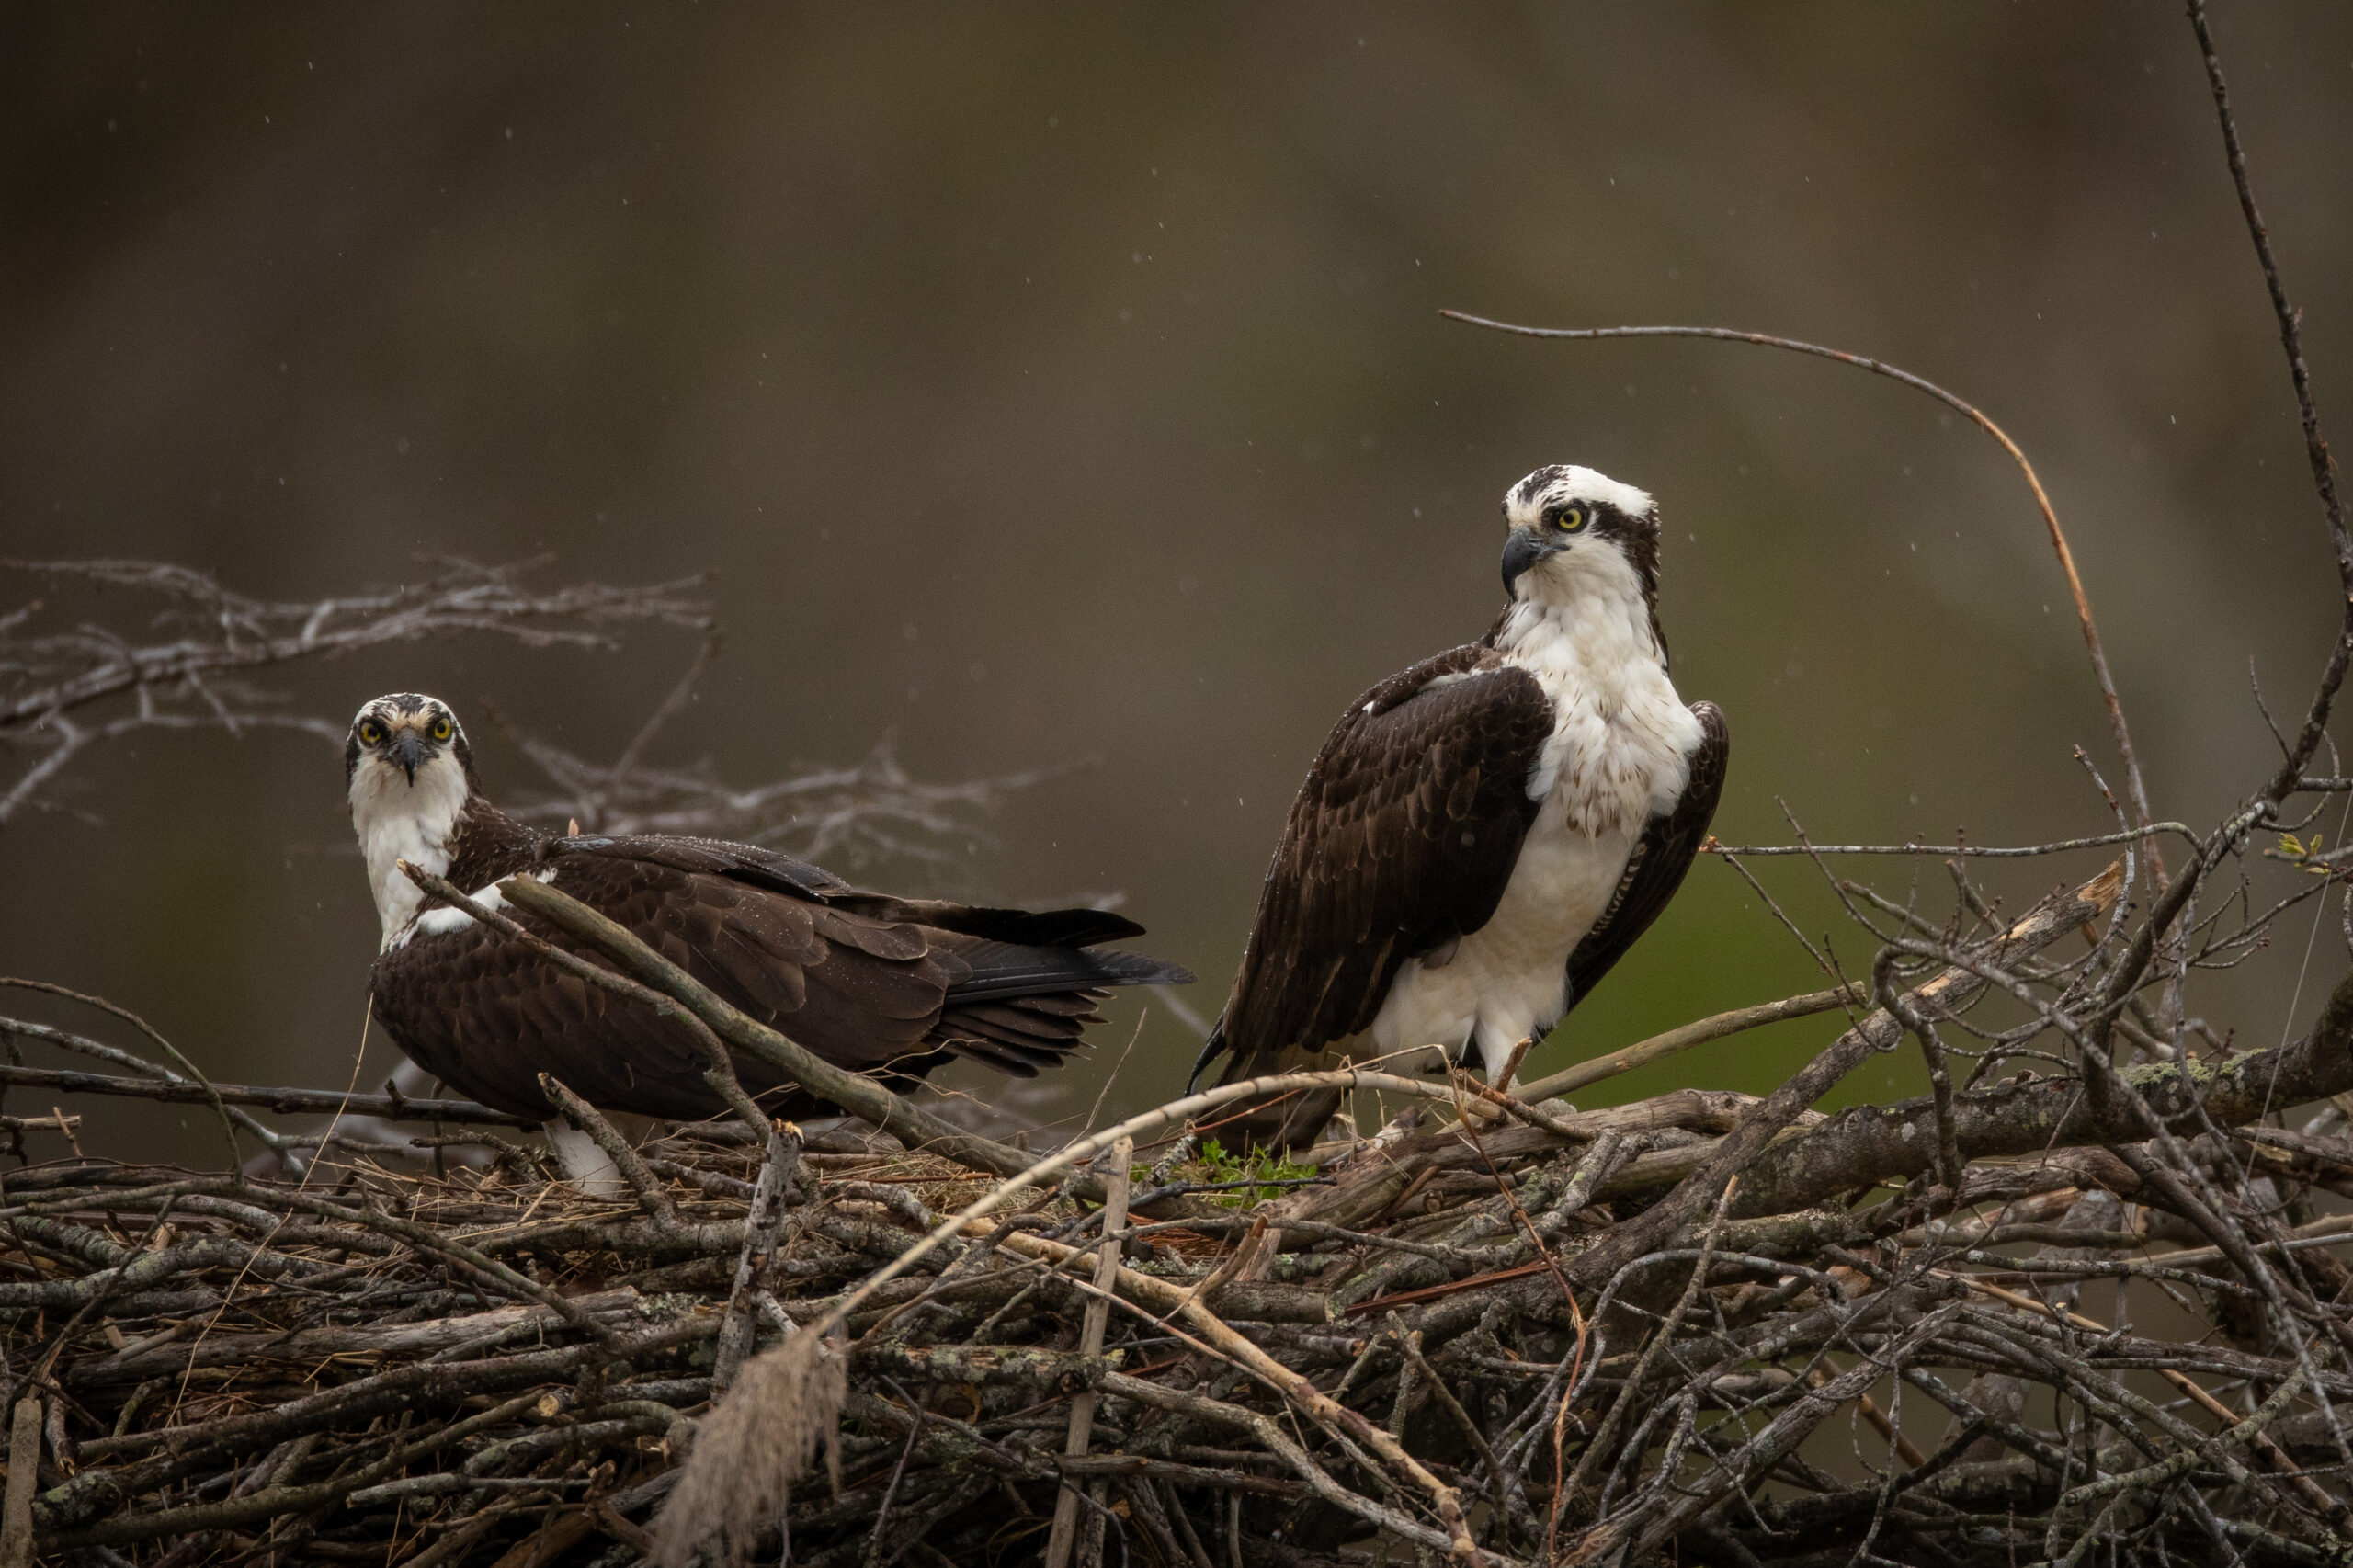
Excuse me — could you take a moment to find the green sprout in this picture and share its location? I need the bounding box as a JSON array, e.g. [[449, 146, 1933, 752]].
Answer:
[[1194, 1137, 1320, 1207]]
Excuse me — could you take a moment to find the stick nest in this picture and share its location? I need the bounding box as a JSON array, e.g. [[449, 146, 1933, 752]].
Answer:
[[5, 1076, 2352, 1568]]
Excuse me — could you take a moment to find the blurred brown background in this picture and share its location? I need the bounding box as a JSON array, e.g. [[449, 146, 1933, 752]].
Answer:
[[4, 3, 2349, 1165]]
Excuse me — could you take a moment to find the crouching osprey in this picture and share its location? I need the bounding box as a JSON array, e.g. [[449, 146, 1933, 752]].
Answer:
[[346, 694, 1192, 1148], [1190, 465, 1727, 1149]]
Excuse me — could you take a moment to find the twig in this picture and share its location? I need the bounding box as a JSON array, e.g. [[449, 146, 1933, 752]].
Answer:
[[0, 983, 245, 1176], [1510, 985, 1864, 1107], [1706, 824, 2201, 860], [0, 1399, 36, 1568], [713, 1119, 802, 1397], [1043, 1135, 1133, 1568], [493, 874, 1040, 1182], [1564, 864, 2120, 1290], [1956, 1274, 2347, 1528], [0, 1059, 532, 1126], [0, 558, 707, 829], [536, 1074, 681, 1226], [397, 865, 769, 1142]]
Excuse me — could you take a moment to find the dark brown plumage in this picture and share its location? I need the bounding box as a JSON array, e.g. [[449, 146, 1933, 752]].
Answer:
[[353, 704, 1190, 1125], [1209, 643, 1554, 1064], [1192, 659, 1726, 1147], [1188, 463, 1728, 1150]]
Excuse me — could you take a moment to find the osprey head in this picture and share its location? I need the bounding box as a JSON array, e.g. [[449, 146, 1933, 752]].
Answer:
[[347, 693, 483, 947], [1498, 465, 1661, 607], [346, 693, 472, 790]]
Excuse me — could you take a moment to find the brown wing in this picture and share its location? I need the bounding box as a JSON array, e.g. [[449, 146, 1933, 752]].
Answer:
[[371, 848, 1189, 1123], [1563, 700, 1728, 1008], [370, 853, 948, 1120], [1192, 644, 1553, 1144], [549, 832, 1155, 949], [546, 833, 855, 900]]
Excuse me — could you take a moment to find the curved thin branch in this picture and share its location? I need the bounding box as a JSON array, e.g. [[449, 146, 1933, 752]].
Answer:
[[1710, 823, 2203, 860], [1438, 310, 2160, 885], [2186, 0, 2353, 805]]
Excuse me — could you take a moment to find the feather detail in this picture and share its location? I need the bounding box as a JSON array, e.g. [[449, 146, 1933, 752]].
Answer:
[[1193, 644, 1553, 1143], [369, 791, 1188, 1123]]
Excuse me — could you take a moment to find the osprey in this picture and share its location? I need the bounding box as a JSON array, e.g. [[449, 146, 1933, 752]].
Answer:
[[1191, 465, 1728, 1149], [347, 694, 1193, 1134]]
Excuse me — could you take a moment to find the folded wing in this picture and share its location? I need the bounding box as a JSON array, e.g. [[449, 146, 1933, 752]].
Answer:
[[371, 845, 1190, 1123], [1191, 645, 1555, 1145]]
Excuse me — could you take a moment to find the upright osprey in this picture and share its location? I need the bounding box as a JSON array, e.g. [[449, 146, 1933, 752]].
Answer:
[[347, 694, 1192, 1130], [1192, 465, 1727, 1148]]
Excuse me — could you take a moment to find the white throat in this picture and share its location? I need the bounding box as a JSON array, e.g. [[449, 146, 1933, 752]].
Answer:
[[1501, 531, 1657, 650], [1494, 545, 1699, 835], [349, 754, 470, 949]]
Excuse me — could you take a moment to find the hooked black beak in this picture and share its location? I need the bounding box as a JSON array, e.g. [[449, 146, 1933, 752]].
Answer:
[[385, 731, 427, 784], [1500, 528, 1563, 598]]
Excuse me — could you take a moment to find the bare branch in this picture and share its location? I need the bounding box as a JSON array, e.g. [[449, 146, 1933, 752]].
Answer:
[[1436, 312, 2162, 885], [0, 556, 710, 828], [501, 722, 1071, 868]]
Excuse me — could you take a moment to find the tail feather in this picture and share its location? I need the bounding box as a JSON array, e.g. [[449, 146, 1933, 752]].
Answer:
[[829, 896, 1150, 949], [944, 938, 1192, 1004], [951, 999, 1096, 1040], [933, 991, 1108, 1075], [936, 1032, 1066, 1075]]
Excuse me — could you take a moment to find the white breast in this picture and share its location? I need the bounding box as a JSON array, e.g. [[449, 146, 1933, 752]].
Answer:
[[1370, 594, 1701, 1080], [1370, 792, 1638, 1077], [1500, 598, 1702, 833], [349, 753, 470, 950]]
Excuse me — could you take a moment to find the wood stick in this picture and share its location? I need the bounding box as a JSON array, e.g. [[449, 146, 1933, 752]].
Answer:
[[537, 1074, 681, 1225], [1733, 961, 2353, 1218], [68, 1290, 652, 1386], [1956, 1275, 2347, 1527], [0, 1399, 38, 1568], [400, 866, 772, 1143], [1512, 985, 1865, 1108], [991, 1222, 1485, 1565], [0, 1062, 532, 1126], [1095, 1373, 1457, 1554], [1803, 1365, 1927, 1468], [714, 1121, 801, 1397], [1563, 864, 2122, 1290], [1043, 1136, 1132, 1568]]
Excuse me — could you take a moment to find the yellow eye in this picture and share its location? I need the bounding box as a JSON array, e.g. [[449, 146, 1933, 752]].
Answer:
[[1555, 507, 1586, 533], [358, 721, 384, 744], [431, 719, 452, 741]]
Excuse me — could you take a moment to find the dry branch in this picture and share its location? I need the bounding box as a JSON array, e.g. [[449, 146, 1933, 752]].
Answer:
[[0, 1056, 533, 1127], [2, 919, 2351, 1568], [1, 555, 1058, 883], [0, 557, 707, 828], [1738, 966, 2353, 1217], [1562, 864, 2120, 1293]]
